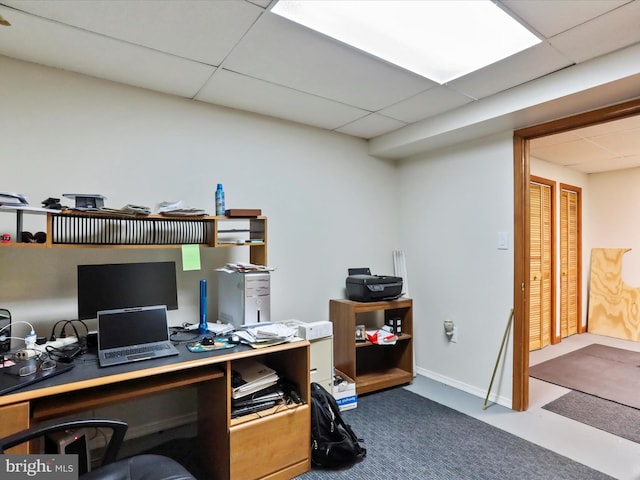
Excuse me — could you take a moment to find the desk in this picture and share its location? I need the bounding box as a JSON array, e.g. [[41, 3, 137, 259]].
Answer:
[[0, 340, 311, 480]]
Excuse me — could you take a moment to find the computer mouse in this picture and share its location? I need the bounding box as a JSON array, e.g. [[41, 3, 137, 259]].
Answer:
[[228, 334, 241, 344], [201, 336, 215, 346]]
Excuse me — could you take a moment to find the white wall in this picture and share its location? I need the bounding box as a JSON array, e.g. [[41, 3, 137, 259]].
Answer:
[[0, 56, 404, 437], [397, 133, 515, 406], [589, 167, 640, 287], [1, 55, 527, 425], [531, 157, 590, 332], [0, 56, 400, 336]]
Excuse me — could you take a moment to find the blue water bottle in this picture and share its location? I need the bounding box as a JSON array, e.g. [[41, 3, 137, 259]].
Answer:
[[215, 183, 225, 216]]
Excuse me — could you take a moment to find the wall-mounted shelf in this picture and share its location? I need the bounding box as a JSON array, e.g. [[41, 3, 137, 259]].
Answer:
[[0, 209, 268, 264]]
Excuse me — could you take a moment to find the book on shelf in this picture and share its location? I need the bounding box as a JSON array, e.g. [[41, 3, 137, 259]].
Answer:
[[231, 358, 279, 399], [232, 384, 285, 408], [231, 400, 277, 418]]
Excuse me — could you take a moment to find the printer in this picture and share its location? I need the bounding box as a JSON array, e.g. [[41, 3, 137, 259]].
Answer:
[[345, 268, 403, 302]]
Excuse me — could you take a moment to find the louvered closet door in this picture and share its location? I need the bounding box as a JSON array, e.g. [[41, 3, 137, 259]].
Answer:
[[560, 186, 581, 337], [529, 181, 553, 351]]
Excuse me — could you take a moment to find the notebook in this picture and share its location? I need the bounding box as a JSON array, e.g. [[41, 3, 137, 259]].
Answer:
[[0, 363, 74, 396], [97, 305, 179, 367]]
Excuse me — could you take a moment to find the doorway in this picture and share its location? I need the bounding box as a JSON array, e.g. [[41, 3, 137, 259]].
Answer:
[[511, 98, 640, 411]]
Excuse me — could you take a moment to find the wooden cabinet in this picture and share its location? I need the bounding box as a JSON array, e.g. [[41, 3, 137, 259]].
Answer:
[[330, 298, 413, 395], [0, 403, 30, 453], [223, 344, 311, 480]]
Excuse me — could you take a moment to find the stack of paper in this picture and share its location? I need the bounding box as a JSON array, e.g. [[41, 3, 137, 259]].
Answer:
[[220, 262, 275, 273], [184, 321, 234, 335], [231, 358, 280, 399], [233, 323, 297, 348], [156, 200, 207, 216], [252, 323, 297, 340]]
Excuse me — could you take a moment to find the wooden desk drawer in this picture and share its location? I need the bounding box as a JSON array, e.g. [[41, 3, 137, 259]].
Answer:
[[230, 404, 309, 480], [0, 402, 30, 453]]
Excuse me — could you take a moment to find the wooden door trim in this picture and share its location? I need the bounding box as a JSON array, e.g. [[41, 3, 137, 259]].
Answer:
[[512, 98, 640, 412]]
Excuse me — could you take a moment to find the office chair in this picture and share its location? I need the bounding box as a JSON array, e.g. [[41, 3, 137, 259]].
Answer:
[[0, 418, 197, 480]]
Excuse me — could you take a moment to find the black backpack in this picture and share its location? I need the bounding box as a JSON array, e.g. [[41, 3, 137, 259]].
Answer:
[[310, 382, 366, 468]]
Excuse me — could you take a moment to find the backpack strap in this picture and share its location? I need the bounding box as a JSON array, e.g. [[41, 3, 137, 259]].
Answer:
[[312, 382, 364, 444]]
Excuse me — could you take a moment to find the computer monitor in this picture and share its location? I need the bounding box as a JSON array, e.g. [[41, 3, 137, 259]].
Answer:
[[77, 261, 178, 320]]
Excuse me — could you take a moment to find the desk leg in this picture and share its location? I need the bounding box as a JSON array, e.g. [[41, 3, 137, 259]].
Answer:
[[198, 375, 229, 480]]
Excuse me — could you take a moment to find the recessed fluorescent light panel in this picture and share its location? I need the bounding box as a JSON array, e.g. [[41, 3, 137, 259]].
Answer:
[[271, 0, 540, 84]]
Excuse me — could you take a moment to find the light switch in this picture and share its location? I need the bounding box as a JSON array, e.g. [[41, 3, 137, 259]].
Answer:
[[497, 232, 509, 250]]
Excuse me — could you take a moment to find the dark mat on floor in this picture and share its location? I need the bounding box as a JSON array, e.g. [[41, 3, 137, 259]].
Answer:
[[529, 343, 640, 409], [144, 388, 614, 480], [543, 390, 640, 444]]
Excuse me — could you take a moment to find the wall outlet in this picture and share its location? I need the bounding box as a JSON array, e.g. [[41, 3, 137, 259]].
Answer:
[[450, 327, 458, 343]]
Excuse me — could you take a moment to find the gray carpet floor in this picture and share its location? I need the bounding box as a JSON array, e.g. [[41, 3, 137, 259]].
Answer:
[[543, 389, 640, 444], [144, 387, 614, 479], [297, 387, 612, 480]]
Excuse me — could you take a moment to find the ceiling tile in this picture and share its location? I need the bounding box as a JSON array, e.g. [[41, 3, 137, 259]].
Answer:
[[378, 86, 472, 123], [587, 127, 640, 156], [195, 69, 369, 131], [532, 137, 615, 165], [548, 1, 640, 63], [0, 7, 215, 98], [530, 131, 582, 148], [575, 115, 640, 137], [499, 0, 630, 38], [448, 42, 573, 100], [246, 0, 272, 8], [574, 154, 640, 174], [2, 0, 263, 65], [335, 114, 407, 139], [222, 12, 435, 111]]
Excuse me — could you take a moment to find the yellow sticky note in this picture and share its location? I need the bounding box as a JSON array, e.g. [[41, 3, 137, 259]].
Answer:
[[181, 244, 201, 271]]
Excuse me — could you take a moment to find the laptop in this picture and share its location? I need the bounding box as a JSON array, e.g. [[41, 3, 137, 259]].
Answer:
[[97, 305, 180, 367]]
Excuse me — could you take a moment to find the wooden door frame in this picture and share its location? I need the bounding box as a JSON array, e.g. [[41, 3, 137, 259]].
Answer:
[[512, 98, 640, 411]]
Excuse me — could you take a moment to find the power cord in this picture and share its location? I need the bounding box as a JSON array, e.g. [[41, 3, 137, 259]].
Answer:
[[49, 319, 89, 355], [49, 319, 89, 342], [0, 320, 36, 348], [45, 344, 83, 363]]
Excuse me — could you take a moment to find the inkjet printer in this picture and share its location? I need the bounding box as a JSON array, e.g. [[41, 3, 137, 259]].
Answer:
[[345, 268, 403, 302]]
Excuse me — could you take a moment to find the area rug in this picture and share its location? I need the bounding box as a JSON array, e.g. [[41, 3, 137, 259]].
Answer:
[[543, 390, 640, 444], [529, 343, 640, 409], [144, 387, 614, 479]]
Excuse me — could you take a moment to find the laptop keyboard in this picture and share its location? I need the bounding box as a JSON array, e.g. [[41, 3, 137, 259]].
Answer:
[[105, 343, 172, 359]]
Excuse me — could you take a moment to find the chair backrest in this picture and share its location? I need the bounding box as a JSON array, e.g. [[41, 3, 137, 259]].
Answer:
[[1, 417, 197, 480], [0, 418, 127, 467]]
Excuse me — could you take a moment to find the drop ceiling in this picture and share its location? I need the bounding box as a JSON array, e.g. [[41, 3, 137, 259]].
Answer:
[[1, 0, 639, 167], [530, 115, 640, 174]]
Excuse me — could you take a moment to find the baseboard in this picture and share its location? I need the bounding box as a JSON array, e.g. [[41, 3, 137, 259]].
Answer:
[[415, 366, 513, 409]]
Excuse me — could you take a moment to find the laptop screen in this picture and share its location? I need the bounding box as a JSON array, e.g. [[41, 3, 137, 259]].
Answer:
[[98, 306, 169, 350]]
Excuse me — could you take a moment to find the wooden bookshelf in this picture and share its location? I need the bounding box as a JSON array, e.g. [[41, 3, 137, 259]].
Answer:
[[330, 298, 413, 395]]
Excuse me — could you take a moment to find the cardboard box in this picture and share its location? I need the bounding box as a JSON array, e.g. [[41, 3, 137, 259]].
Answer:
[[333, 370, 357, 411]]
